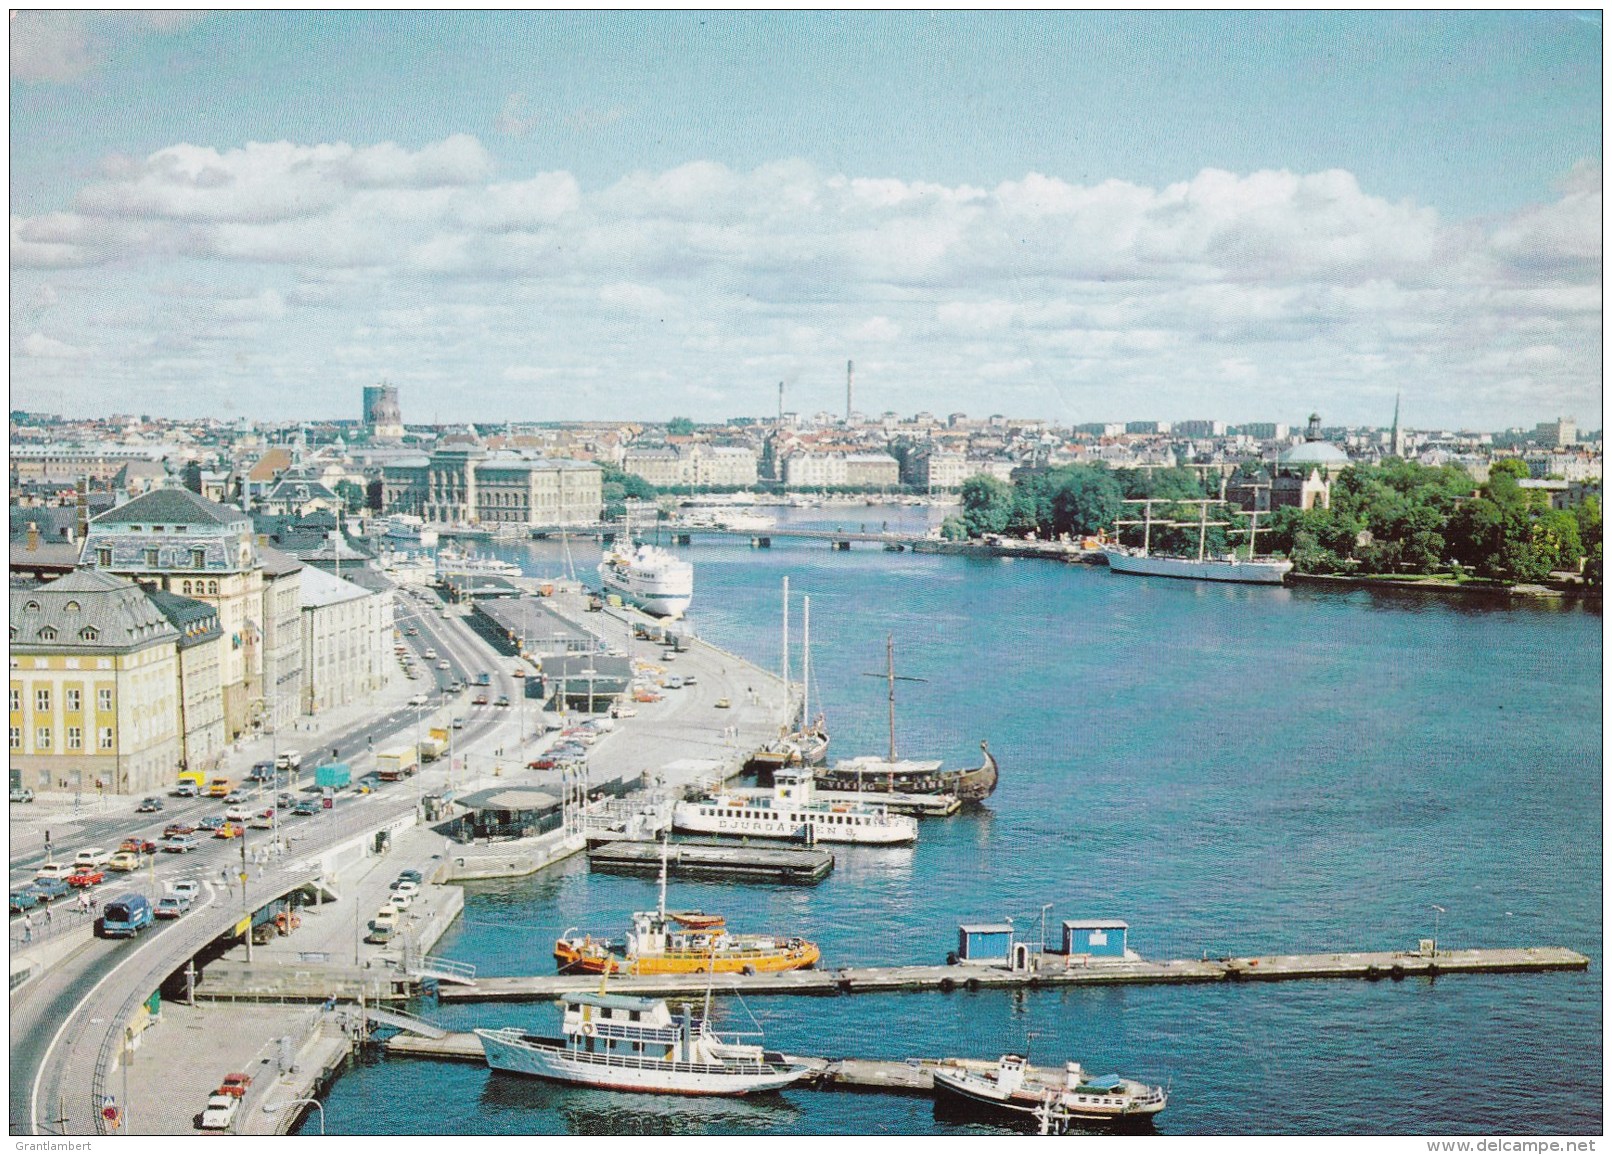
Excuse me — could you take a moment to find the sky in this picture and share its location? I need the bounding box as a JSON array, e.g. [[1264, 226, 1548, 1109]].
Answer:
[[9, 10, 1603, 430]]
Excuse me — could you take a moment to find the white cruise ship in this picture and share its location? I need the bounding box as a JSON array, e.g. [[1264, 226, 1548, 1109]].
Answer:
[[598, 536, 694, 618], [381, 514, 439, 549], [673, 764, 918, 844]]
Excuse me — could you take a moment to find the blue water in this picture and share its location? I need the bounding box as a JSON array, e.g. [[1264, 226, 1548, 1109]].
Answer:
[[311, 514, 1602, 1135]]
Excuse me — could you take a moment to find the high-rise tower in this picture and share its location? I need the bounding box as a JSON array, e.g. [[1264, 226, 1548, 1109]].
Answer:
[[846, 360, 854, 423]]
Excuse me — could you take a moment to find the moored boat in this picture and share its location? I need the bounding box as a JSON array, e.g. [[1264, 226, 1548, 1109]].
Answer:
[[1103, 498, 1291, 585], [476, 992, 811, 1096], [674, 763, 918, 844], [598, 531, 694, 618], [931, 1054, 1167, 1129]]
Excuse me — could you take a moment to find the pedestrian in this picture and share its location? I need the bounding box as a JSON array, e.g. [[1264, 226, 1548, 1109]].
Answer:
[[89, 896, 98, 916], [23, 913, 33, 943], [44, 904, 52, 926]]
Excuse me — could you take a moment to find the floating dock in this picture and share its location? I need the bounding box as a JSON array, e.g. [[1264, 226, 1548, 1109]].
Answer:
[[436, 944, 1589, 1003], [588, 839, 835, 884]]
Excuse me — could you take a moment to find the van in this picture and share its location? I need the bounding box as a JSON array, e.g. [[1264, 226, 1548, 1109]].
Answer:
[[100, 893, 154, 938], [276, 750, 303, 771], [207, 777, 231, 798]]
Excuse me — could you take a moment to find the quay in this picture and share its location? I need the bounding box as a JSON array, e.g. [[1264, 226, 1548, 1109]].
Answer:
[[436, 944, 1589, 1003], [588, 839, 834, 883]]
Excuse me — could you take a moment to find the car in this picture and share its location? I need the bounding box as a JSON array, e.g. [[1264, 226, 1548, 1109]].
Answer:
[[198, 1093, 239, 1131], [405, 627, 418, 636], [276, 793, 297, 809], [222, 791, 248, 806], [67, 868, 104, 888], [633, 690, 663, 703], [472, 694, 489, 706], [170, 880, 201, 900], [120, 838, 158, 855], [423, 648, 437, 660], [135, 797, 164, 813], [163, 821, 196, 837], [292, 800, 320, 817], [10, 786, 36, 803], [451, 716, 466, 729], [526, 757, 558, 770], [74, 847, 111, 869], [395, 869, 424, 884], [511, 668, 526, 679], [437, 660, 450, 670], [390, 880, 421, 898], [494, 695, 511, 708], [681, 674, 698, 686], [27, 878, 71, 902], [610, 705, 638, 719], [275, 751, 302, 771], [197, 816, 225, 831], [172, 782, 199, 798], [217, 1072, 253, 1098], [370, 906, 399, 930], [161, 834, 199, 853], [714, 697, 733, 709], [408, 693, 429, 707], [108, 853, 142, 872], [154, 895, 191, 919], [224, 806, 250, 823], [663, 675, 684, 690], [34, 863, 74, 882], [661, 649, 678, 662], [10, 889, 40, 913], [213, 822, 242, 839], [386, 891, 414, 911], [249, 808, 276, 829]]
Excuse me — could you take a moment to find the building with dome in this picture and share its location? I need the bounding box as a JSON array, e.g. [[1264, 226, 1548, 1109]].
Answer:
[[1271, 414, 1349, 510]]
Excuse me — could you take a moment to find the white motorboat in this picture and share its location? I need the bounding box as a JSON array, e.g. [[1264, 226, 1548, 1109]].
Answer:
[[476, 992, 811, 1096], [673, 763, 918, 844]]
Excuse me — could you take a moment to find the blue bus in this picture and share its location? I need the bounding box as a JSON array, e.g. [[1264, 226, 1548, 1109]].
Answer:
[[101, 894, 154, 938]]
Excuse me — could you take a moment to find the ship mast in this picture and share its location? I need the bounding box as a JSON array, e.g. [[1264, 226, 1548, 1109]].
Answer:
[[861, 635, 925, 766], [781, 576, 790, 728], [801, 595, 810, 733]]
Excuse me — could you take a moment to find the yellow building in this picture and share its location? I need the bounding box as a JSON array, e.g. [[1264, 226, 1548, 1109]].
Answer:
[[9, 571, 182, 796]]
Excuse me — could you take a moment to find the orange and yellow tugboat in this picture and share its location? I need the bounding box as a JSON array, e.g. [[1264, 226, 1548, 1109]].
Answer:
[[553, 839, 820, 976]]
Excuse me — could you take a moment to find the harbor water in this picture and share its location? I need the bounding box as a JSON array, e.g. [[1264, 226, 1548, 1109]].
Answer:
[[312, 508, 1601, 1135]]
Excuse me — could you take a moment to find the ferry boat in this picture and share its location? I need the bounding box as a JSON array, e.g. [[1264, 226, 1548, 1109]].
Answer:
[[436, 543, 523, 580], [598, 534, 694, 618], [1103, 499, 1291, 586], [476, 991, 812, 1096], [380, 514, 439, 549], [673, 763, 918, 844], [553, 839, 821, 975], [813, 635, 998, 802], [931, 1054, 1167, 1129]]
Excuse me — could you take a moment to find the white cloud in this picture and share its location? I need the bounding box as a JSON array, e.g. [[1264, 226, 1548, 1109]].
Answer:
[[11, 11, 204, 84], [19, 332, 83, 358], [9, 140, 1602, 426]]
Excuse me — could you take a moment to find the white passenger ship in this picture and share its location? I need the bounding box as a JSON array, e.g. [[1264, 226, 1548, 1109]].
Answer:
[[672, 764, 918, 844], [475, 991, 811, 1096], [598, 535, 694, 618]]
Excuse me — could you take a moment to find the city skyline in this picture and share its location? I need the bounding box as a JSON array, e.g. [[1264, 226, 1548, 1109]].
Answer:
[[10, 11, 1602, 429]]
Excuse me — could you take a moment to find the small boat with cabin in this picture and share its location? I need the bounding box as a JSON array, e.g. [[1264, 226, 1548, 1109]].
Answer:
[[475, 991, 812, 1096], [931, 1053, 1167, 1129]]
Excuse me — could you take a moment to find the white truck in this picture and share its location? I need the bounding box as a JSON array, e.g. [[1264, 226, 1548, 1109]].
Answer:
[[375, 746, 419, 782]]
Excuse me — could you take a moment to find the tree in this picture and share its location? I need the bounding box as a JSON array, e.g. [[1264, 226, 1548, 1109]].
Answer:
[[1047, 466, 1124, 537], [957, 474, 1014, 537], [334, 480, 366, 514], [666, 417, 696, 437]]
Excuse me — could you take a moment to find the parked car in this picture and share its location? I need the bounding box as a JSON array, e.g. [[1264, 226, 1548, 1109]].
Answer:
[[161, 834, 199, 853], [120, 837, 158, 855], [526, 757, 558, 771], [396, 869, 424, 885], [198, 1094, 239, 1131], [681, 674, 698, 686], [67, 868, 105, 889], [714, 697, 732, 709], [390, 880, 421, 898], [10, 889, 40, 913], [135, 797, 164, 813], [155, 894, 191, 919], [386, 891, 414, 912], [10, 786, 35, 803], [213, 822, 242, 839], [27, 877, 72, 902], [163, 821, 197, 837]]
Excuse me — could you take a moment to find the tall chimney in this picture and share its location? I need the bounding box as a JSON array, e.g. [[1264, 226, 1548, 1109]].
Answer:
[[26, 522, 39, 552], [846, 359, 854, 423], [778, 381, 784, 425], [75, 478, 90, 541]]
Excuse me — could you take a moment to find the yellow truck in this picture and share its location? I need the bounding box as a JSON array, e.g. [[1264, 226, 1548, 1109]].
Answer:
[[375, 746, 419, 782]]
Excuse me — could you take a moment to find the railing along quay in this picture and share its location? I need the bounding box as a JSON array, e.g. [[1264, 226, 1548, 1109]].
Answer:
[[435, 945, 1590, 1003]]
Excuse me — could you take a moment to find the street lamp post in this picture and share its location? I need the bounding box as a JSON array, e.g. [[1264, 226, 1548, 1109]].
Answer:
[[263, 1096, 325, 1135], [1431, 904, 1445, 957]]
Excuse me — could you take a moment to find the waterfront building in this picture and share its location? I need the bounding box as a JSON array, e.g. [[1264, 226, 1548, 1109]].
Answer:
[[8, 570, 182, 796], [622, 443, 759, 488], [81, 488, 266, 739], [381, 441, 602, 526]]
